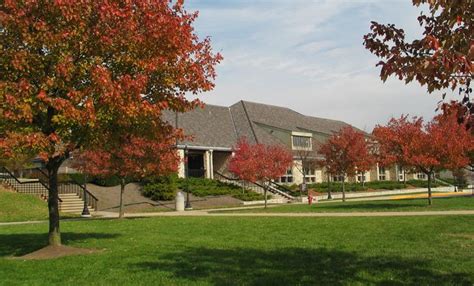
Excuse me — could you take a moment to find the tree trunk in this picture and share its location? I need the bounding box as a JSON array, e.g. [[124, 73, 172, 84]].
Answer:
[[119, 178, 126, 218], [362, 173, 365, 188], [327, 174, 332, 200], [264, 185, 268, 209], [47, 162, 61, 246], [403, 169, 406, 186], [342, 176, 346, 202], [427, 172, 432, 206]]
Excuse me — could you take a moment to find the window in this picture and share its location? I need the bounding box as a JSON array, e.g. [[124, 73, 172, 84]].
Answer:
[[378, 166, 386, 181], [417, 173, 426, 180], [357, 174, 366, 182], [304, 168, 316, 183], [398, 166, 405, 181], [292, 136, 312, 150], [333, 175, 344, 182], [279, 168, 293, 183]]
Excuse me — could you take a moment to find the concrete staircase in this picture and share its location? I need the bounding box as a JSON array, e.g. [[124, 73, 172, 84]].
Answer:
[[214, 171, 294, 202], [59, 193, 94, 214]]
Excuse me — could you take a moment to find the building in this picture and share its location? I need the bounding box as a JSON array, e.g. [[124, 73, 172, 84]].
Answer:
[[163, 100, 423, 185]]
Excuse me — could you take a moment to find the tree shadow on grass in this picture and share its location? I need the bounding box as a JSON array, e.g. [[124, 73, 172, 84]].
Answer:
[[132, 247, 472, 285], [0, 232, 120, 257]]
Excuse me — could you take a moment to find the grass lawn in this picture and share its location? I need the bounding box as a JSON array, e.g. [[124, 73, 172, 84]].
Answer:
[[0, 189, 49, 222], [0, 215, 473, 285], [0, 188, 78, 222], [217, 196, 474, 214]]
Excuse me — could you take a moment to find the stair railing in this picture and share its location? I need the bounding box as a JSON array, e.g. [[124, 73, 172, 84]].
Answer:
[[32, 168, 99, 210], [0, 166, 61, 202], [214, 171, 295, 200]]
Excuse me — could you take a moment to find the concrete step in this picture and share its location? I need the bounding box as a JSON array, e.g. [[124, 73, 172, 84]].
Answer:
[[59, 197, 83, 202], [61, 208, 95, 213], [59, 193, 80, 198], [60, 203, 85, 208]]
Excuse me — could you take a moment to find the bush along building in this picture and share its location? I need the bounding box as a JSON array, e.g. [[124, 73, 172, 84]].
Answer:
[[163, 100, 427, 190]]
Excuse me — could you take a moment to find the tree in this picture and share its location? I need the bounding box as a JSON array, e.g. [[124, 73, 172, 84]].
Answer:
[[372, 116, 423, 186], [375, 107, 474, 205], [293, 149, 318, 198], [0, 1, 221, 246], [364, 0, 473, 111], [318, 127, 373, 202], [72, 133, 180, 218], [229, 138, 293, 208]]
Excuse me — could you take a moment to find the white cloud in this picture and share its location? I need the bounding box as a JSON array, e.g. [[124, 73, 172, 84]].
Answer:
[[187, 0, 452, 131]]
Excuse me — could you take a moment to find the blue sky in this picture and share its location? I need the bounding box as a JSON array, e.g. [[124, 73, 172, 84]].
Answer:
[[185, 0, 452, 131]]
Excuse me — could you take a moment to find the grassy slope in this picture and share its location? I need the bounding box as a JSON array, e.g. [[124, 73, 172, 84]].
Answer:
[[221, 197, 474, 213], [0, 216, 473, 285], [0, 188, 49, 222], [0, 188, 78, 222]]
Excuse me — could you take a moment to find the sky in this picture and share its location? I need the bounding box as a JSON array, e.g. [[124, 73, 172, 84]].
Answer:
[[185, 0, 454, 132]]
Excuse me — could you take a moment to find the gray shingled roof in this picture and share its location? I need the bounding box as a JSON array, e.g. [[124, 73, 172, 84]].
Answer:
[[163, 100, 359, 150], [162, 104, 237, 149]]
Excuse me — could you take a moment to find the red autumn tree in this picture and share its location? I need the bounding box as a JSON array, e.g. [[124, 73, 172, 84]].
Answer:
[[364, 0, 473, 109], [229, 138, 293, 208], [0, 1, 221, 246], [318, 127, 373, 202], [375, 106, 474, 205], [372, 116, 424, 185], [72, 133, 180, 218]]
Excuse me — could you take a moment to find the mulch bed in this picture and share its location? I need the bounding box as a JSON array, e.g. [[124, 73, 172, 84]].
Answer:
[[11, 245, 101, 260]]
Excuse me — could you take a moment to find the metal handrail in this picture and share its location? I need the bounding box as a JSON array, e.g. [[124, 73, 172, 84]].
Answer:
[[269, 180, 293, 194], [33, 168, 99, 210], [214, 171, 295, 199], [0, 166, 62, 202]]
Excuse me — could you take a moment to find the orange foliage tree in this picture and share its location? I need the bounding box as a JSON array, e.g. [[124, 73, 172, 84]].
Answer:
[[72, 133, 180, 218], [318, 127, 374, 202], [228, 138, 293, 208], [364, 0, 473, 108], [374, 104, 474, 205], [372, 116, 424, 185], [0, 1, 221, 246]]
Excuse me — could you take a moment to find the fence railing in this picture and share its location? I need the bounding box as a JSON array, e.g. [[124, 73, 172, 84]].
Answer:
[[33, 168, 99, 211], [213, 171, 295, 200], [0, 166, 54, 200], [1, 166, 98, 210]]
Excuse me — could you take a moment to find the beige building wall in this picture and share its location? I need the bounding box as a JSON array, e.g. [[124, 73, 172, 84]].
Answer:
[[213, 151, 232, 176], [177, 149, 185, 178]]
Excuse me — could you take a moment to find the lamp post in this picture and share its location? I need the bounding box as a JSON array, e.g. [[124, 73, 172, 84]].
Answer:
[[81, 173, 91, 218], [184, 146, 193, 210]]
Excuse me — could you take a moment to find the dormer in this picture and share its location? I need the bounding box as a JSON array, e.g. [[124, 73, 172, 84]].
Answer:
[[291, 131, 312, 151]]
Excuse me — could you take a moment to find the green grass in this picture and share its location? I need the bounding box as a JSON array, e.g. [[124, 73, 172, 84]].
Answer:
[[217, 197, 474, 214], [0, 189, 79, 222], [0, 215, 473, 285], [0, 189, 49, 222]]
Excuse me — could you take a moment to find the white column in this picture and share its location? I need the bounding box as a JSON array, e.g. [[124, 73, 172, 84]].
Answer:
[[209, 150, 214, 179], [205, 150, 211, 179], [177, 149, 185, 178], [376, 163, 380, 181]]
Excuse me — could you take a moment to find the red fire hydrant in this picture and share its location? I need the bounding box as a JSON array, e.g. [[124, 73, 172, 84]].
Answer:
[[308, 193, 313, 205]]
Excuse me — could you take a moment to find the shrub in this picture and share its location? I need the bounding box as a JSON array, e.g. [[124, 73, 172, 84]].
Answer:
[[92, 175, 122, 187], [142, 175, 178, 201], [406, 179, 447, 188], [232, 191, 268, 201], [440, 177, 468, 188], [177, 177, 242, 197]]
